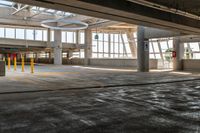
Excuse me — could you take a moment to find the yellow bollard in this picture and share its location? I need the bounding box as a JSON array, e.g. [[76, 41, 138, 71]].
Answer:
[[31, 58, 34, 74], [14, 56, 17, 71], [21, 55, 25, 72], [8, 57, 10, 71]]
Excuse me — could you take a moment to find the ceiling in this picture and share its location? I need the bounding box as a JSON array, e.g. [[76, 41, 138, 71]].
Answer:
[[145, 0, 200, 16], [0, 1, 117, 29]]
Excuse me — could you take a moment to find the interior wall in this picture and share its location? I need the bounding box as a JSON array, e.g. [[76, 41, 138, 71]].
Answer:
[[182, 59, 200, 71], [32, 58, 158, 69]]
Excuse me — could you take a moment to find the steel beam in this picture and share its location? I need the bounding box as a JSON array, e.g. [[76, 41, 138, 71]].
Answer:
[[12, 0, 200, 34]]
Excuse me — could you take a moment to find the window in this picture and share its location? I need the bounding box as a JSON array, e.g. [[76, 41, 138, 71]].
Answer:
[[62, 32, 66, 42], [43, 30, 47, 41], [92, 32, 133, 58], [16, 29, 25, 39], [62, 52, 67, 58], [0, 28, 4, 38], [51, 30, 54, 41], [66, 32, 76, 43], [35, 30, 43, 41], [26, 29, 34, 40], [5, 28, 15, 39], [80, 32, 85, 44]]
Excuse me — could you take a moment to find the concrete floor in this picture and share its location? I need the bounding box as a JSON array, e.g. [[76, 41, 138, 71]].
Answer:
[[0, 65, 200, 133]]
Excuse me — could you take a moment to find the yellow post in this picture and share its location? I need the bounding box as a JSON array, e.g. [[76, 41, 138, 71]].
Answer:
[[21, 55, 25, 72], [14, 56, 17, 71], [31, 58, 34, 74], [8, 57, 10, 71]]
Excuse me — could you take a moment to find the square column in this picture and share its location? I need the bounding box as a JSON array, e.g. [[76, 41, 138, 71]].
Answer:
[[54, 30, 62, 65], [137, 26, 149, 72], [173, 38, 184, 71], [84, 29, 92, 65]]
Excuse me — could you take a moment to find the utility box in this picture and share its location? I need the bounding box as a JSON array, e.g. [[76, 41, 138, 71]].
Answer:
[[0, 61, 5, 76]]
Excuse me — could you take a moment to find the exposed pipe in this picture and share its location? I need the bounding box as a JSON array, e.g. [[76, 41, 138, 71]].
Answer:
[[127, 0, 200, 20]]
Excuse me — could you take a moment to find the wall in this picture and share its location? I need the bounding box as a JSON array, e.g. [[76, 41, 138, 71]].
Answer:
[[0, 61, 5, 76], [31, 58, 158, 69], [63, 58, 84, 65], [89, 58, 157, 69], [183, 59, 200, 71]]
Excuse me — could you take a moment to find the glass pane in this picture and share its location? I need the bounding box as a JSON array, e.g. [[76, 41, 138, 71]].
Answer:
[[0, 28, 4, 38], [67, 32, 74, 43], [35, 30, 43, 41], [62, 32, 66, 42], [5, 28, 15, 39], [80, 32, 85, 44], [16, 29, 25, 39], [26, 29, 34, 40], [51, 30, 54, 41]]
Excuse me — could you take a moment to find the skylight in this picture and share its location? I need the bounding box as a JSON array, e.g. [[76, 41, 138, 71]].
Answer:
[[0, 0, 13, 7]]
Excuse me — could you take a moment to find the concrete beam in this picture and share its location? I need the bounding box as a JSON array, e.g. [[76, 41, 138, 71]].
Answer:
[[0, 18, 40, 27], [0, 38, 84, 49], [179, 35, 200, 43], [12, 0, 200, 34], [0, 38, 47, 48], [144, 27, 182, 39], [88, 21, 120, 29]]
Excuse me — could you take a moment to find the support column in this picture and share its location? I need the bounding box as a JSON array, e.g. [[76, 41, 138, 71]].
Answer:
[[84, 29, 92, 65], [49, 52, 52, 64], [173, 38, 184, 71], [54, 30, 62, 65], [47, 28, 51, 48], [108, 33, 111, 58], [137, 26, 149, 72], [68, 51, 73, 59]]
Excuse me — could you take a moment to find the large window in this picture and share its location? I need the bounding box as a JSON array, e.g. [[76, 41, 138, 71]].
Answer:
[[92, 32, 133, 58], [184, 42, 200, 59], [67, 32, 76, 43], [71, 49, 85, 58], [35, 30, 43, 41], [80, 32, 85, 44], [16, 29, 25, 39], [5, 28, 15, 39], [0, 28, 4, 38], [0, 26, 48, 41], [149, 38, 174, 69], [26, 29, 34, 40]]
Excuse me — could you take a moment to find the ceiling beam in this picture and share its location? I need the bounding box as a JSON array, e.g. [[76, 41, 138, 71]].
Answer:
[[11, 0, 200, 35], [12, 5, 29, 15], [88, 21, 120, 29]]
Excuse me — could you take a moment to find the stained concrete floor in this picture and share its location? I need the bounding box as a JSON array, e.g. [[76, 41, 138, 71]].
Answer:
[[0, 65, 200, 133]]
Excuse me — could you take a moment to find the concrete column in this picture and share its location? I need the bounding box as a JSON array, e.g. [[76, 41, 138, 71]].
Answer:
[[108, 33, 111, 58], [35, 52, 38, 63], [173, 38, 184, 71], [84, 29, 92, 65], [137, 26, 149, 72], [47, 28, 51, 48], [54, 30, 62, 65], [76, 31, 80, 45], [0, 61, 5, 76], [49, 52, 52, 63], [68, 51, 73, 59]]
